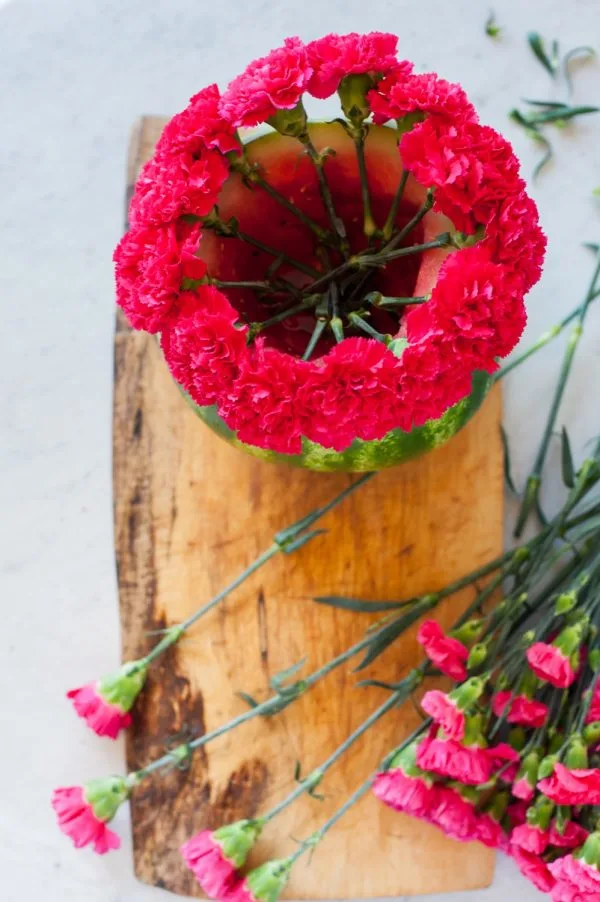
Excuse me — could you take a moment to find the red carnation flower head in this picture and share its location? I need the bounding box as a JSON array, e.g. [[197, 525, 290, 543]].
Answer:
[[511, 846, 556, 894], [52, 776, 130, 854], [491, 690, 549, 729], [114, 219, 206, 333], [181, 820, 263, 898], [373, 740, 439, 820], [526, 641, 577, 689], [427, 784, 481, 843], [416, 733, 491, 786], [548, 833, 600, 899], [115, 34, 544, 460], [306, 31, 401, 100], [511, 822, 550, 855], [548, 820, 588, 850], [538, 762, 600, 806], [512, 749, 542, 801], [156, 84, 240, 157], [220, 37, 312, 129], [416, 620, 469, 681], [67, 660, 147, 739]]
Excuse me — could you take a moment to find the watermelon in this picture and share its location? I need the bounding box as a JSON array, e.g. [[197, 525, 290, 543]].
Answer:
[[183, 122, 490, 472]]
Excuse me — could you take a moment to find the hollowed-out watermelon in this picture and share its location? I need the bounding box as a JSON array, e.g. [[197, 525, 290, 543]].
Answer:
[[183, 122, 490, 472]]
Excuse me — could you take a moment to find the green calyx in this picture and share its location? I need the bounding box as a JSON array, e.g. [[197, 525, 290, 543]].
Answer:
[[386, 741, 429, 779], [98, 660, 148, 712], [526, 795, 554, 829], [268, 101, 308, 139], [213, 819, 264, 868], [338, 74, 374, 126], [83, 775, 130, 822], [555, 619, 589, 657], [245, 858, 293, 902], [451, 676, 487, 711], [565, 735, 588, 769], [580, 831, 600, 868]]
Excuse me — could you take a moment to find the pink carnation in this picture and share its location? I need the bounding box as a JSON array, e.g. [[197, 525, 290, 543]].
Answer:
[[67, 683, 131, 740], [52, 786, 121, 855], [220, 37, 312, 128], [427, 785, 480, 843], [156, 84, 240, 156], [129, 147, 229, 226], [526, 642, 576, 688], [372, 767, 438, 819], [306, 31, 401, 99], [114, 219, 206, 333], [486, 742, 520, 783], [548, 855, 600, 896], [475, 813, 508, 851], [161, 287, 249, 406], [299, 338, 403, 451], [538, 763, 600, 806], [585, 680, 600, 724], [421, 689, 465, 741], [416, 735, 491, 785], [416, 620, 469, 681], [492, 690, 549, 728], [369, 70, 477, 125], [549, 821, 588, 850], [181, 830, 238, 898], [511, 846, 556, 893], [512, 776, 536, 802], [219, 343, 307, 454], [400, 119, 522, 234], [511, 823, 550, 855]]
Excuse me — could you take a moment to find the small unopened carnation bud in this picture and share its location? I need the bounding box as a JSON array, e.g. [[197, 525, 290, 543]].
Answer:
[[452, 676, 486, 709], [268, 100, 308, 139], [555, 591, 577, 615], [338, 73, 374, 125], [453, 619, 484, 645], [565, 735, 588, 769], [526, 795, 554, 829], [467, 643, 488, 670], [538, 753, 559, 780], [583, 722, 600, 745], [521, 630, 536, 646]]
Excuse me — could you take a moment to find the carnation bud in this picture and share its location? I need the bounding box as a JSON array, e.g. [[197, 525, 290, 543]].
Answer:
[[526, 795, 554, 830], [84, 775, 130, 822], [555, 591, 577, 615], [581, 831, 600, 869], [453, 619, 484, 644], [555, 620, 589, 657], [521, 630, 536, 646], [583, 722, 600, 745], [496, 672, 511, 691], [565, 735, 588, 769], [554, 805, 571, 835], [212, 819, 264, 867], [590, 650, 600, 672], [467, 643, 488, 669], [244, 858, 293, 902], [538, 753, 559, 780], [517, 669, 539, 699], [338, 73, 373, 126]]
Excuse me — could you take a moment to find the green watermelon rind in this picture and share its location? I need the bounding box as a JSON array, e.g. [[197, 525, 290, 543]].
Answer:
[[180, 371, 492, 472]]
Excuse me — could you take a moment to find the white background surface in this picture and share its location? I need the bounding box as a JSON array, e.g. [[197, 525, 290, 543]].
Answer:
[[2, 0, 600, 899]]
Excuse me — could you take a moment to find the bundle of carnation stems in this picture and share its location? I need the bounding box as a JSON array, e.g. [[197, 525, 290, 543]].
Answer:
[[56, 33, 600, 902], [54, 247, 600, 899]]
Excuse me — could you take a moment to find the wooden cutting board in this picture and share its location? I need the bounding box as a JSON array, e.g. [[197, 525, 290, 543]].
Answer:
[[113, 117, 503, 898]]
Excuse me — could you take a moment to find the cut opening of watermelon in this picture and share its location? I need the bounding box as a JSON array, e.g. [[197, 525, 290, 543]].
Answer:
[[199, 122, 454, 360]]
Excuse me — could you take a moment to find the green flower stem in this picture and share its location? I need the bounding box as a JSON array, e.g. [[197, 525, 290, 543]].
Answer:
[[494, 288, 600, 383], [361, 235, 452, 266], [235, 229, 321, 279], [514, 254, 600, 537], [381, 170, 409, 242], [302, 317, 328, 361], [347, 312, 389, 343], [209, 279, 282, 291], [263, 669, 422, 824], [300, 135, 350, 258], [245, 171, 334, 244], [133, 604, 404, 782], [382, 189, 435, 254], [353, 134, 377, 239], [142, 473, 375, 667], [367, 292, 429, 307], [249, 295, 322, 338]]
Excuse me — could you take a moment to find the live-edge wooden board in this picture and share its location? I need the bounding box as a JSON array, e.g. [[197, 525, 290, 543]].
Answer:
[[114, 117, 503, 898]]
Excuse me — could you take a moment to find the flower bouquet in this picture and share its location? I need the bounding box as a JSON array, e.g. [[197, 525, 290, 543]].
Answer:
[[54, 30, 600, 902], [114, 31, 545, 471]]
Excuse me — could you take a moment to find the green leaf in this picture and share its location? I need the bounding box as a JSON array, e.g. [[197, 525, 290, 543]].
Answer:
[[583, 242, 600, 253], [531, 132, 554, 180], [280, 529, 327, 554], [356, 678, 402, 691], [501, 425, 518, 494], [270, 657, 306, 691], [527, 32, 559, 78], [485, 10, 501, 38], [354, 599, 435, 671], [522, 98, 572, 108], [563, 46, 596, 97], [526, 105, 599, 125], [313, 596, 411, 613], [561, 427, 575, 488], [237, 691, 260, 709]]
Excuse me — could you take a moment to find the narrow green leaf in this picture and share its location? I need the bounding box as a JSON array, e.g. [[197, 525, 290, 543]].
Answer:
[[313, 595, 411, 613], [270, 657, 306, 690], [583, 243, 600, 253], [501, 425, 518, 494], [527, 32, 559, 77], [563, 46, 596, 97], [294, 760, 302, 782], [237, 691, 260, 709], [281, 529, 327, 554], [485, 10, 501, 38], [356, 679, 402, 691], [526, 105, 599, 125], [565, 515, 600, 544], [355, 599, 435, 671], [522, 98, 572, 108], [561, 427, 575, 488], [531, 132, 554, 180]]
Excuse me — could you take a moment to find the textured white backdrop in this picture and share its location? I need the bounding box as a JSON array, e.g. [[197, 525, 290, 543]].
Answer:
[[1, 0, 600, 899]]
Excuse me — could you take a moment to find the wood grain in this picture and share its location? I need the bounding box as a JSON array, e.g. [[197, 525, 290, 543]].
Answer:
[[113, 117, 503, 898]]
